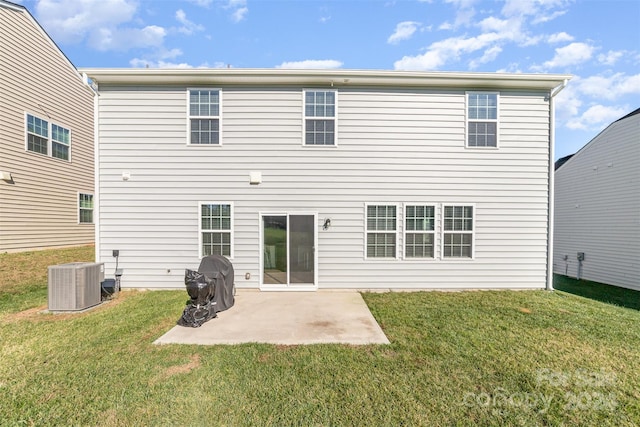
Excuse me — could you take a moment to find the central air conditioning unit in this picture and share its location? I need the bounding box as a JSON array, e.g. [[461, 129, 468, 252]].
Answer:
[[48, 262, 104, 311]]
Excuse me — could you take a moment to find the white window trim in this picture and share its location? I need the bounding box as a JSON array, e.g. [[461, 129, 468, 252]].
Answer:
[[465, 92, 499, 149], [198, 201, 234, 259], [24, 112, 72, 162], [402, 203, 437, 261], [78, 192, 94, 225], [440, 203, 475, 261], [302, 89, 338, 147], [364, 203, 400, 260], [187, 88, 223, 147]]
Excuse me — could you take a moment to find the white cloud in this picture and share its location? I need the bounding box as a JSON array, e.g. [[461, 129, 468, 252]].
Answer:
[[547, 32, 574, 44], [318, 6, 331, 23], [176, 9, 204, 35], [89, 25, 166, 51], [130, 48, 211, 69], [556, 73, 640, 131], [575, 73, 640, 100], [35, 0, 137, 44], [469, 45, 502, 69], [397, 0, 572, 70], [394, 50, 446, 71], [394, 32, 502, 70], [537, 42, 594, 69], [186, 0, 213, 6], [182, 0, 247, 22], [444, 0, 477, 28], [597, 50, 625, 66], [531, 9, 567, 24], [565, 104, 629, 130], [478, 16, 510, 33], [130, 59, 201, 69], [159, 48, 183, 60], [496, 63, 524, 73], [223, 0, 248, 22], [501, 0, 569, 21], [276, 60, 343, 69], [387, 21, 421, 44], [555, 84, 582, 121], [231, 7, 248, 22]]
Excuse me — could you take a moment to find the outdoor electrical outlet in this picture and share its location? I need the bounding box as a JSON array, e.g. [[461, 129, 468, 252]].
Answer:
[[112, 250, 119, 257]]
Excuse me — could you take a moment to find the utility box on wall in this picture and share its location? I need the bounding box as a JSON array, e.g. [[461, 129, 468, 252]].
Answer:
[[48, 262, 104, 311]]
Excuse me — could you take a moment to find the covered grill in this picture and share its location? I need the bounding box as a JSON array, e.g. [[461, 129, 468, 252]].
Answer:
[[177, 255, 235, 327]]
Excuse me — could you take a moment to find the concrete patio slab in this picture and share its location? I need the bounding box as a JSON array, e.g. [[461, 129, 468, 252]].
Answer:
[[154, 290, 390, 345]]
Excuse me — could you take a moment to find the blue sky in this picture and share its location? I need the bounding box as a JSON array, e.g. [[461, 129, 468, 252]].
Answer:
[[17, 0, 640, 159]]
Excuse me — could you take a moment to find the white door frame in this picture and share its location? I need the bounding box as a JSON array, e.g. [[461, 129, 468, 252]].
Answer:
[[259, 211, 318, 291]]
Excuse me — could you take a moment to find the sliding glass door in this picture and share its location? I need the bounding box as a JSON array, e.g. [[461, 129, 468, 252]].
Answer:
[[262, 214, 316, 288]]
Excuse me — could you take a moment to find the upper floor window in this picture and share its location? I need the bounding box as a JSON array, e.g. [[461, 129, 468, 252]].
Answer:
[[366, 204, 397, 258], [404, 205, 435, 258], [79, 193, 94, 224], [467, 93, 498, 148], [304, 90, 336, 145], [442, 205, 474, 258], [52, 124, 70, 160], [189, 89, 220, 145], [26, 114, 71, 161], [200, 202, 233, 258]]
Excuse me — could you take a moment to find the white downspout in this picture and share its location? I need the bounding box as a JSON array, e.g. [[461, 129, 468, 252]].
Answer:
[[546, 79, 569, 291], [92, 81, 100, 264]]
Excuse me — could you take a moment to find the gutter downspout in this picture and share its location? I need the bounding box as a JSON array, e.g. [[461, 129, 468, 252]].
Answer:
[[546, 79, 569, 291], [85, 74, 101, 264]]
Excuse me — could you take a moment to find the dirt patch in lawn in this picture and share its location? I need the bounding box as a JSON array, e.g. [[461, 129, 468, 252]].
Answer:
[[150, 354, 201, 385], [1, 291, 137, 323]]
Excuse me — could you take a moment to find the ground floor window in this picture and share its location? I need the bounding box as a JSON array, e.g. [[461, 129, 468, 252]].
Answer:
[[443, 205, 474, 258], [366, 204, 397, 258], [79, 193, 93, 224], [200, 202, 233, 257], [405, 205, 435, 258]]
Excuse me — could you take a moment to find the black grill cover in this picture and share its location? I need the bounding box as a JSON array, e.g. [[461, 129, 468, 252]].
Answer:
[[198, 255, 235, 313]]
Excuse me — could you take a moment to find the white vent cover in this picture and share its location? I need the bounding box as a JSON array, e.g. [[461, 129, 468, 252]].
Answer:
[[48, 262, 104, 311]]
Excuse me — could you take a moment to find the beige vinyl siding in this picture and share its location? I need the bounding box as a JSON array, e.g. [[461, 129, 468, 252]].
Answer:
[[554, 112, 640, 290], [95, 84, 551, 289], [0, 4, 94, 252]]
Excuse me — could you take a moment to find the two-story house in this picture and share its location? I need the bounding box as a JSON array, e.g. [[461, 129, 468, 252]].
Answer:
[[0, 0, 95, 252], [81, 68, 569, 290], [554, 107, 639, 291]]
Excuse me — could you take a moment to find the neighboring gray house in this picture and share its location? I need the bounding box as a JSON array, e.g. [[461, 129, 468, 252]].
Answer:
[[81, 68, 569, 291], [0, 0, 95, 252], [554, 108, 639, 291]]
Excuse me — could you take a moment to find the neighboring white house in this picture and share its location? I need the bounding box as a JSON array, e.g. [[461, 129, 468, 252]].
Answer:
[[554, 108, 639, 291], [0, 0, 95, 252], [81, 68, 570, 291]]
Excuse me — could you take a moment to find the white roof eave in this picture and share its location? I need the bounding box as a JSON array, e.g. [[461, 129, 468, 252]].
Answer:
[[79, 68, 571, 91]]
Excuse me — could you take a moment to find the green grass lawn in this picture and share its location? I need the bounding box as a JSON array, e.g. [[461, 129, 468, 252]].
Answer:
[[554, 274, 640, 311], [1, 247, 639, 426]]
